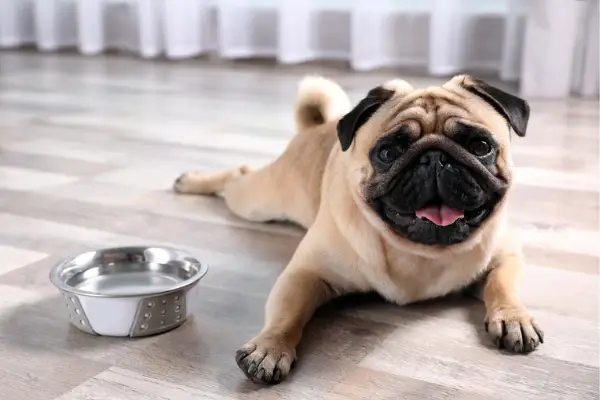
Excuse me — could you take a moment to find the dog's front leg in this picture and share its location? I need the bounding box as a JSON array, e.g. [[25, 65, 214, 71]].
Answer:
[[483, 252, 544, 353], [235, 265, 337, 384]]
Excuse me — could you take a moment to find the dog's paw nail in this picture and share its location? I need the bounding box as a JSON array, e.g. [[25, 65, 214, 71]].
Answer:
[[524, 338, 537, 352], [273, 368, 281, 382], [512, 340, 522, 353], [235, 344, 256, 364], [533, 322, 544, 344], [494, 337, 501, 348], [247, 362, 258, 376]]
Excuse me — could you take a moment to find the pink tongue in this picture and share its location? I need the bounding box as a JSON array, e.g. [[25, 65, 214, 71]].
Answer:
[[415, 205, 464, 226]]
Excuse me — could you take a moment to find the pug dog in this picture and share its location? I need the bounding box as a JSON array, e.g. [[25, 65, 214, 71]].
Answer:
[[174, 75, 544, 385]]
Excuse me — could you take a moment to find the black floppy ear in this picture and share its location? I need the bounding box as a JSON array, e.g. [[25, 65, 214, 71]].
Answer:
[[461, 76, 530, 137], [337, 86, 395, 151]]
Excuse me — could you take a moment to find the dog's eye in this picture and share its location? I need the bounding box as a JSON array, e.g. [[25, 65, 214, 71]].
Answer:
[[377, 147, 399, 163], [468, 139, 491, 157]]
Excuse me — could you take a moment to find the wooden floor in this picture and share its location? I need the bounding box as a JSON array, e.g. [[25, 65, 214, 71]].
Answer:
[[0, 51, 598, 400]]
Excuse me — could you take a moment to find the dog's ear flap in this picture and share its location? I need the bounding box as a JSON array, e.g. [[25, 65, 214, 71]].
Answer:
[[459, 76, 530, 138], [337, 86, 395, 152]]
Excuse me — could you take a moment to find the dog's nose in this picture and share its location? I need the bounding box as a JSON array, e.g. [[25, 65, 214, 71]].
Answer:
[[419, 150, 450, 167]]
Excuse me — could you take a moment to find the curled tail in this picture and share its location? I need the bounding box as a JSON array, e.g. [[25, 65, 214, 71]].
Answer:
[[294, 75, 352, 132]]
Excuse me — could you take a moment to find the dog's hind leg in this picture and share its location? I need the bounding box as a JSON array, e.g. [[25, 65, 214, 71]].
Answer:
[[174, 164, 295, 224], [173, 165, 253, 196]]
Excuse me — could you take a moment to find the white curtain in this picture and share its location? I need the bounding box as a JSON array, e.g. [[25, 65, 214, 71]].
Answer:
[[0, 0, 597, 98]]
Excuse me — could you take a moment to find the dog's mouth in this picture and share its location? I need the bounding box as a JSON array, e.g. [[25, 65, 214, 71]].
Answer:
[[382, 200, 491, 228]]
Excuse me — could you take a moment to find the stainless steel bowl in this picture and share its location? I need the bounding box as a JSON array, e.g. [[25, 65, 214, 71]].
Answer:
[[49, 246, 208, 337]]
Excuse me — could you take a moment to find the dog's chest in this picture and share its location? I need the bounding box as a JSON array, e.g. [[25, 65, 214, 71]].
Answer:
[[368, 249, 490, 305]]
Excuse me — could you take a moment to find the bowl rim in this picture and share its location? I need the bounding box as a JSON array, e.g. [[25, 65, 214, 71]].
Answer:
[[49, 245, 208, 298]]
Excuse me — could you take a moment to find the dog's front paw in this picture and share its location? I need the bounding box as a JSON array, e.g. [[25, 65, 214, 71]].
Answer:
[[485, 306, 544, 353], [235, 335, 295, 384]]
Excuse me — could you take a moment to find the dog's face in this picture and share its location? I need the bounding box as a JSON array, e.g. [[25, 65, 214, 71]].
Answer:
[[337, 75, 529, 247]]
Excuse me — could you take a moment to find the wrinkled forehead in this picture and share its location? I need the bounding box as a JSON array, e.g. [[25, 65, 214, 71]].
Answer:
[[356, 85, 512, 151]]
